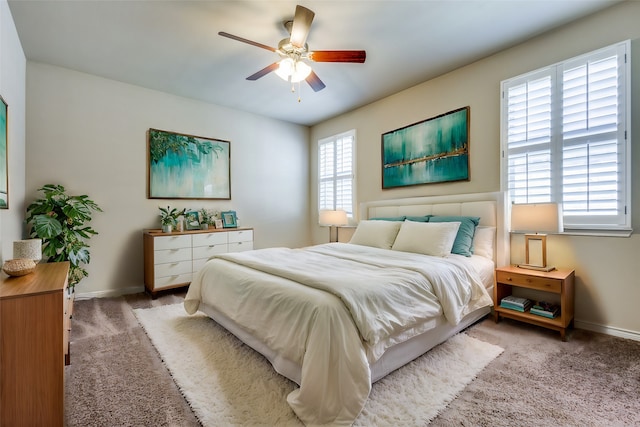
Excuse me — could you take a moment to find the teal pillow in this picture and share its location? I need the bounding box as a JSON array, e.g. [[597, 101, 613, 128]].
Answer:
[[405, 215, 432, 222], [428, 215, 480, 257], [369, 216, 406, 221]]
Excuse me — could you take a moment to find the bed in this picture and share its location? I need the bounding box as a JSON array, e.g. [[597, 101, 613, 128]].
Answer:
[[184, 191, 508, 426]]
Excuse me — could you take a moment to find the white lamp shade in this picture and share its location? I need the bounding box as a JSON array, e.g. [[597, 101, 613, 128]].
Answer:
[[319, 210, 348, 226], [13, 238, 43, 262], [275, 58, 312, 83], [511, 203, 563, 233]]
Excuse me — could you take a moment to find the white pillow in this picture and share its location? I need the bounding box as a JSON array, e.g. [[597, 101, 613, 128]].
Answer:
[[473, 226, 496, 260], [392, 220, 461, 257], [349, 220, 402, 249]]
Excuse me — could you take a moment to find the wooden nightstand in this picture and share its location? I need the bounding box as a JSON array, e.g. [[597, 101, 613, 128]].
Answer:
[[494, 265, 575, 341]]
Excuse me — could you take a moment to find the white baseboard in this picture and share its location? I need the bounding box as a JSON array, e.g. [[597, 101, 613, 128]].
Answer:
[[75, 285, 144, 301], [575, 319, 640, 342]]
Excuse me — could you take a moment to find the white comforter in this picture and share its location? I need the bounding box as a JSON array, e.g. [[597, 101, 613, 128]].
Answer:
[[184, 243, 493, 426]]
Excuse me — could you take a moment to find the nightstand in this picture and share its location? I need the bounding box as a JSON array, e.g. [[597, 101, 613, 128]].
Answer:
[[494, 265, 575, 341]]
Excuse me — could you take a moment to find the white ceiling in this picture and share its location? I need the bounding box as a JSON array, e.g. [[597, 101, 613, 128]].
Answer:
[[8, 0, 622, 126]]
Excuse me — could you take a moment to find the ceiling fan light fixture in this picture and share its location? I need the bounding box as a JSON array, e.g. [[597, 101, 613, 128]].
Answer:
[[275, 57, 311, 83]]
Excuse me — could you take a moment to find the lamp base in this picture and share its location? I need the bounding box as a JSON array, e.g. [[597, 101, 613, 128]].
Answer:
[[517, 263, 556, 272]]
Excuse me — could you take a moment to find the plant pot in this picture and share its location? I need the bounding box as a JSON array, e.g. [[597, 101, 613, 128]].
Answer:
[[200, 223, 210, 230], [162, 224, 173, 233]]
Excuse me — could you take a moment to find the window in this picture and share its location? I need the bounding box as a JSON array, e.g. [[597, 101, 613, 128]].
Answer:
[[501, 40, 631, 233], [318, 130, 355, 217]]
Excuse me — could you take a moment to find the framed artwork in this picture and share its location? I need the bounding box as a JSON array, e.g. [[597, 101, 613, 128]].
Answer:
[[381, 106, 469, 189], [148, 128, 231, 200], [184, 210, 201, 230], [0, 95, 7, 209], [221, 210, 237, 228], [214, 219, 224, 229]]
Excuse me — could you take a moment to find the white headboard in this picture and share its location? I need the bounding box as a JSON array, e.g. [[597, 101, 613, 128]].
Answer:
[[359, 191, 509, 267]]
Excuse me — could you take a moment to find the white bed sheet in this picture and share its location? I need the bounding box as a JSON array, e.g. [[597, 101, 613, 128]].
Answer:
[[184, 243, 493, 426]]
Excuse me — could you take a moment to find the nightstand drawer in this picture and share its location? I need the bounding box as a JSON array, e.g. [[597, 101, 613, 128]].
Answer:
[[496, 270, 561, 293]]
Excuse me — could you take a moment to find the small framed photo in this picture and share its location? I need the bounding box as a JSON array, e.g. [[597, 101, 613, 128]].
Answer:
[[214, 219, 223, 229], [221, 210, 237, 228], [184, 210, 201, 230]]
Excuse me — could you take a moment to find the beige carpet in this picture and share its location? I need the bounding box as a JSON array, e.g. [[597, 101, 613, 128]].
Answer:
[[65, 293, 640, 426], [133, 303, 503, 426]]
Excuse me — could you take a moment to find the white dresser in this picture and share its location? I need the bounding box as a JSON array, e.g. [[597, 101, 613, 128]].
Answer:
[[143, 227, 254, 297]]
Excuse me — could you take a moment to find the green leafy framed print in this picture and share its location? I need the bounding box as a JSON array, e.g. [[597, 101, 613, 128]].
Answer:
[[381, 106, 470, 189], [0, 95, 7, 209], [148, 128, 231, 200]]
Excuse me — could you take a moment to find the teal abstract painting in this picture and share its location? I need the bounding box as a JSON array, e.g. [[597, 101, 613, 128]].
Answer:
[[0, 96, 7, 209], [382, 107, 469, 189], [148, 128, 231, 199]]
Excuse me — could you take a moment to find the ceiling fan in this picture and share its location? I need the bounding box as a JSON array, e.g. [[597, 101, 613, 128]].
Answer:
[[219, 5, 366, 93]]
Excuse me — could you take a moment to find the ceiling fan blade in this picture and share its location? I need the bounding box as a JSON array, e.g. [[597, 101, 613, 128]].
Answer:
[[306, 70, 326, 92], [246, 62, 280, 81], [218, 31, 276, 52], [289, 5, 315, 48], [308, 50, 366, 63]]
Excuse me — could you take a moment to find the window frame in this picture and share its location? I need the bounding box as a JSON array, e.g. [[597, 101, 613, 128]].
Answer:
[[317, 129, 356, 219], [500, 40, 632, 236]]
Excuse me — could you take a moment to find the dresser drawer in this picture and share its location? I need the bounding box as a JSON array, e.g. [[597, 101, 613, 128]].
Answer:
[[193, 243, 229, 260], [228, 241, 253, 252], [192, 232, 227, 247], [154, 273, 193, 290], [154, 235, 191, 250], [228, 229, 253, 243], [496, 270, 562, 293], [154, 260, 192, 278], [154, 247, 192, 264]]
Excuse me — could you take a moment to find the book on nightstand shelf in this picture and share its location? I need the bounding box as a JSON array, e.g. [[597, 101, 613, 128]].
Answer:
[[500, 295, 532, 312], [530, 301, 560, 318]]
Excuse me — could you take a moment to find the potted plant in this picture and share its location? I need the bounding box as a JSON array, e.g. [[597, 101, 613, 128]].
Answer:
[[198, 208, 217, 230], [25, 184, 102, 289], [159, 206, 185, 233]]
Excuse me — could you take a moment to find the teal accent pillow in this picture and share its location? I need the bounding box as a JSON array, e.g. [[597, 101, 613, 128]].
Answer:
[[369, 216, 406, 221], [405, 215, 432, 222], [428, 215, 480, 257]]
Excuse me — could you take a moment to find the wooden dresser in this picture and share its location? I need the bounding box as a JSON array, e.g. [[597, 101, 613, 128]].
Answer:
[[0, 261, 71, 427], [143, 227, 253, 297]]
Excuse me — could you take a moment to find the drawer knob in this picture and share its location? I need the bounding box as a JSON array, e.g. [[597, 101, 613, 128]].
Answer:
[[506, 277, 512, 281]]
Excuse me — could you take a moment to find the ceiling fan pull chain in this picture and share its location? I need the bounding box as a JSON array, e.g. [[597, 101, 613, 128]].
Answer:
[[297, 81, 302, 103]]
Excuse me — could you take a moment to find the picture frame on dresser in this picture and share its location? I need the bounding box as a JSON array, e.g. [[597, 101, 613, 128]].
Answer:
[[221, 210, 237, 228], [184, 210, 200, 230]]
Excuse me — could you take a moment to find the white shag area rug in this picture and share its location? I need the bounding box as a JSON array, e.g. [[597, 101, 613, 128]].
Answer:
[[134, 304, 503, 426]]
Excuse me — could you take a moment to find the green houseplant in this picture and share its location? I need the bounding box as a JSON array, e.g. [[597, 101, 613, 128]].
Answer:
[[25, 184, 102, 289], [198, 208, 218, 229], [159, 206, 185, 232]]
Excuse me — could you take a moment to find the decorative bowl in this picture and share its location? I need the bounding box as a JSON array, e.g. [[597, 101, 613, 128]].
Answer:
[[2, 258, 37, 277]]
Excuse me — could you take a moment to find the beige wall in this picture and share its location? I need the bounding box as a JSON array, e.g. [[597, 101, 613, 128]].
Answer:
[[25, 63, 310, 298], [310, 1, 640, 339], [0, 0, 27, 262]]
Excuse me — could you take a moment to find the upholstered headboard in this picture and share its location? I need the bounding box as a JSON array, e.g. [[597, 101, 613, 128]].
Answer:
[[359, 191, 509, 267]]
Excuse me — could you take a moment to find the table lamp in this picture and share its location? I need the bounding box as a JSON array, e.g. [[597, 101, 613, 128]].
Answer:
[[510, 203, 562, 271], [319, 210, 348, 242], [13, 238, 43, 263]]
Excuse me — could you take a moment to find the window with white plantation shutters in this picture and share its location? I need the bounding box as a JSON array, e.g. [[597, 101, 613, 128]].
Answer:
[[318, 130, 355, 217], [501, 40, 631, 233]]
